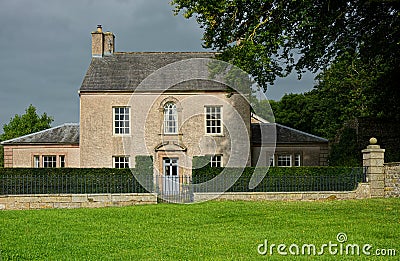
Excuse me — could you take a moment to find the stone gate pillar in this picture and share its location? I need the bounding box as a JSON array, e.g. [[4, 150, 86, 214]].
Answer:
[[362, 137, 385, 198]]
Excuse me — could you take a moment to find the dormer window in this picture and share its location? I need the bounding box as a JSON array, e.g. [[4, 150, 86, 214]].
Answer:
[[164, 102, 178, 134]]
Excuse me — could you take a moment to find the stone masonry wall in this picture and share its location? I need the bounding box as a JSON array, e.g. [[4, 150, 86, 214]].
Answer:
[[79, 91, 251, 171], [4, 144, 80, 168], [194, 183, 371, 202], [0, 193, 157, 210], [384, 163, 400, 198]]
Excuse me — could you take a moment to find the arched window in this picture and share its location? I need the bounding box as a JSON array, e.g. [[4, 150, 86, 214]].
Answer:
[[164, 102, 177, 134]]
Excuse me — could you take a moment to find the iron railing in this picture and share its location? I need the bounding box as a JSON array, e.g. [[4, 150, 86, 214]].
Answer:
[[0, 167, 367, 198], [0, 172, 153, 195], [192, 167, 368, 192], [154, 167, 367, 202]]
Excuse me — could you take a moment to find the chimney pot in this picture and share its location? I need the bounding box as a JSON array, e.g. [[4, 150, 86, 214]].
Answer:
[[91, 25, 115, 57]]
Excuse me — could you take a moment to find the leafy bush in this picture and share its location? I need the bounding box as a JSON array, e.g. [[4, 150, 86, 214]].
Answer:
[[135, 155, 153, 175], [192, 156, 210, 169]]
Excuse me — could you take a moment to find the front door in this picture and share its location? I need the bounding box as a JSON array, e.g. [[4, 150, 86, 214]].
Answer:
[[163, 158, 179, 195]]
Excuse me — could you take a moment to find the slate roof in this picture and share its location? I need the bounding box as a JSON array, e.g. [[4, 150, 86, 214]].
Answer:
[[251, 123, 328, 145], [1, 122, 327, 146], [80, 52, 227, 92], [1, 123, 79, 145]]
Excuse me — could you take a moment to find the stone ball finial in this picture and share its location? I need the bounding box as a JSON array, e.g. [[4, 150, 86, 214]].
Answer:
[[369, 137, 378, 145]]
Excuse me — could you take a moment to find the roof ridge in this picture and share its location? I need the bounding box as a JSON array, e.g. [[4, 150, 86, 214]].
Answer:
[[251, 113, 270, 123], [0, 123, 79, 145], [113, 51, 216, 55], [251, 122, 328, 142], [275, 123, 328, 142]]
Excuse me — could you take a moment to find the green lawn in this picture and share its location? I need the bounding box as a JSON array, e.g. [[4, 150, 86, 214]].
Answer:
[[0, 199, 399, 260]]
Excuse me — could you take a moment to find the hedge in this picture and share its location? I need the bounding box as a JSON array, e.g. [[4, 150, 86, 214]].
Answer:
[[0, 155, 154, 195], [192, 166, 367, 192]]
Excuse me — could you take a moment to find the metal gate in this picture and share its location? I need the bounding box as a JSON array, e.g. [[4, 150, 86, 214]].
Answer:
[[155, 175, 193, 203]]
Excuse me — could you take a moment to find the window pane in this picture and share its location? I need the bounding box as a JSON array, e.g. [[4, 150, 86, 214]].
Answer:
[[60, 155, 65, 168], [210, 155, 222, 167], [269, 156, 274, 166], [277, 155, 291, 167], [114, 156, 130, 168], [295, 154, 301, 167], [164, 103, 177, 134], [34, 156, 40, 168], [43, 156, 56, 168], [114, 107, 130, 134], [205, 106, 222, 134], [172, 165, 178, 176]]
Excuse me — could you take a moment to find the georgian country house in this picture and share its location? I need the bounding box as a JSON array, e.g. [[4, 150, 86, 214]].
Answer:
[[2, 26, 329, 174]]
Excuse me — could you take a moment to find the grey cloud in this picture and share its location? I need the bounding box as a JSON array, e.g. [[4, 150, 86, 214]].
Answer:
[[0, 0, 313, 134]]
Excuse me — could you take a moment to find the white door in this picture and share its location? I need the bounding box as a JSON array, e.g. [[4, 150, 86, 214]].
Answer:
[[163, 158, 179, 195]]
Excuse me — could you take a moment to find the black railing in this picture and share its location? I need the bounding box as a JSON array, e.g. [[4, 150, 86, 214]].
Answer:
[[192, 167, 368, 193], [0, 169, 153, 195], [0, 167, 367, 196]]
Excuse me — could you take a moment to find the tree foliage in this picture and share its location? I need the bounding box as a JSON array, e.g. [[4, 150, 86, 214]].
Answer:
[[173, 1, 400, 165], [0, 105, 53, 142], [0, 105, 53, 168], [172, 0, 400, 91], [259, 53, 400, 165]]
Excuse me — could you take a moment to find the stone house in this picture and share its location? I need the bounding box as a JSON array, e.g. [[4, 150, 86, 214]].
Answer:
[[1, 26, 328, 172]]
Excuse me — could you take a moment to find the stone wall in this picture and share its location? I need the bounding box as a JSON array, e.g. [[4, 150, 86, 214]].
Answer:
[[384, 163, 400, 198], [80, 91, 251, 171], [0, 193, 157, 210], [194, 183, 370, 202], [3, 144, 80, 168]]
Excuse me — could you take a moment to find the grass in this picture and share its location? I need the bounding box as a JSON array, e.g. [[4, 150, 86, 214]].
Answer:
[[0, 199, 399, 260]]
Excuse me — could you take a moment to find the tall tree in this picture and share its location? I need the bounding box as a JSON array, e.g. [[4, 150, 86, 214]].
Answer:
[[0, 105, 53, 167], [0, 105, 53, 142], [172, 0, 400, 91], [260, 54, 398, 165]]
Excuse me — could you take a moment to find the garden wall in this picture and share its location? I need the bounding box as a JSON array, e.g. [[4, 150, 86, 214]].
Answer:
[[0, 193, 157, 210], [384, 162, 400, 197], [194, 183, 370, 202]]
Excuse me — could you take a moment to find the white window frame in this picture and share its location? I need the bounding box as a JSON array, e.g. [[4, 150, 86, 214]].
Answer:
[[42, 155, 57, 168], [210, 155, 222, 167], [163, 102, 178, 134], [277, 155, 292, 167], [269, 155, 275, 167], [294, 154, 301, 167], [113, 107, 130, 135], [34, 155, 40, 168], [59, 155, 65, 168], [113, 156, 130, 168], [205, 106, 223, 135]]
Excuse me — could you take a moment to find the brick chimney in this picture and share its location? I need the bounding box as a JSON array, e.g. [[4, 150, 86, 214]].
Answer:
[[91, 25, 115, 57]]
